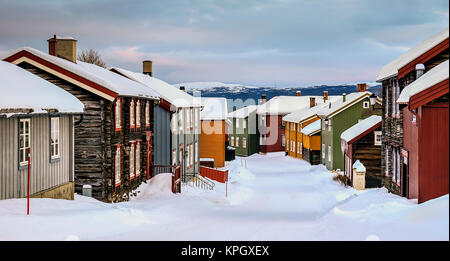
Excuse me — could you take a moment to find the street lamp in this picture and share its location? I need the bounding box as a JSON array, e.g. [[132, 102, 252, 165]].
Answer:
[[369, 93, 377, 110]]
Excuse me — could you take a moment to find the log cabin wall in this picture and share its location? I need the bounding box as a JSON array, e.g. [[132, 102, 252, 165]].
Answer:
[[352, 127, 382, 188]]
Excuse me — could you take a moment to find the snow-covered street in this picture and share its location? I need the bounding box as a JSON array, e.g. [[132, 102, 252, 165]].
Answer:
[[0, 152, 448, 241]]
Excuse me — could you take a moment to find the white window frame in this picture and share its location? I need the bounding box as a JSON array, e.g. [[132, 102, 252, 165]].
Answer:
[[145, 101, 150, 127], [236, 137, 240, 147], [130, 99, 135, 129], [281, 134, 285, 147], [328, 145, 332, 162], [243, 137, 247, 148], [172, 149, 177, 165], [179, 109, 183, 133], [136, 141, 141, 176], [115, 98, 122, 130], [19, 118, 31, 166], [130, 142, 135, 179], [136, 100, 141, 128], [243, 119, 246, 129], [297, 141, 300, 154], [115, 146, 121, 186], [300, 142, 303, 154], [363, 101, 369, 109], [322, 144, 325, 159], [50, 117, 60, 160], [195, 141, 199, 164], [236, 118, 240, 129], [231, 136, 235, 146], [328, 118, 332, 132], [374, 131, 382, 146], [190, 144, 194, 167]]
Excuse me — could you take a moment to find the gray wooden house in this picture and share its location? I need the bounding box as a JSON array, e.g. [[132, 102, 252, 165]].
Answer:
[[110, 65, 202, 181], [3, 36, 160, 202], [0, 61, 83, 200]]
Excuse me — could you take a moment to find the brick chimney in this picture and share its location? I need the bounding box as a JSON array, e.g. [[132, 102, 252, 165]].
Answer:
[[357, 83, 367, 92], [310, 97, 316, 108], [143, 60, 152, 76], [416, 64, 425, 79], [261, 94, 267, 104], [47, 35, 77, 63], [323, 91, 328, 101], [296, 91, 301, 96]]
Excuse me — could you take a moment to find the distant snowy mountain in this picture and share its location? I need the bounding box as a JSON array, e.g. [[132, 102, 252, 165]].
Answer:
[[173, 81, 259, 92]]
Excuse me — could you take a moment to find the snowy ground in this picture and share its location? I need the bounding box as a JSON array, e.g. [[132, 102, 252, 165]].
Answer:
[[0, 152, 448, 241]]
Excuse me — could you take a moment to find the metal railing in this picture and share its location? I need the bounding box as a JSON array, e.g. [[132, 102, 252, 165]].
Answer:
[[189, 174, 215, 190]]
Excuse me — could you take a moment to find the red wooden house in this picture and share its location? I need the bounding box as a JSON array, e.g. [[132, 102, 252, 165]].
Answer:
[[397, 60, 449, 203]]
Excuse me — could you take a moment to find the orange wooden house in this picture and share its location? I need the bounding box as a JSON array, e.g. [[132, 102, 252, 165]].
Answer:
[[200, 97, 228, 168]]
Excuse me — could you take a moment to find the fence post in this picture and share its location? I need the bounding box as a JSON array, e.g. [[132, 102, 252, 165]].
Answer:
[[27, 148, 30, 215]]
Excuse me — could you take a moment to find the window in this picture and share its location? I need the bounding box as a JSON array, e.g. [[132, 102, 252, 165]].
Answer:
[[195, 141, 199, 164], [291, 123, 295, 131], [191, 108, 194, 129], [19, 118, 31, 166], [243, 119, 246, 129], [396, 149, 401, 185], [328, 145, 332, 162], [115, 146, 121, 187], [299, 142, 303, 154], [130, 142, 135, 179], [385, 147, 389, 176], [145, 101, 150, 127], [172, 149, 177, 165], [243, 137, 247, 148], [136, 141, 141, 176], [363, 101, 369, 109], [328, 119, 332, 132], [194, 108, 199, 133], [130, 99, 135, 129], [236, 137, 240, 147], [179, 109, 183, 133], [231, 136, 235, 146], [190, 144, 194, 167], [322, 144, 325, 159], [281, 134, 285, 147], [115, 98, 122, 131], [322, 121, 326, 131], [385, 82, 389, 117], [50, 117, 60, 160], [374, 131, 382, 146], [236, 118, 240, 128], [171, 113, 177, 134], [136, 100, 141, 128], [286, 139, 289, 150]]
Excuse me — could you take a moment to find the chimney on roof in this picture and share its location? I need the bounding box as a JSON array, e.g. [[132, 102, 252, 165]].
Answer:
[[261, 94, 267, 104], [296, 91, 301, 96], [357, 83, 367, 92], [323, 91, 328, 101], [310, 97, 316, 108], [416, 64, 425, 79], [179, 86, 186, 92], [342, 93, 346, 102], [143, 60, 153, 76], [47, 35, 77, 63]]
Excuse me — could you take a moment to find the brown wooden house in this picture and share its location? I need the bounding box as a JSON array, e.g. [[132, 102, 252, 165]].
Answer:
[[397, 60, 449, 203], [376, 27, 448, 198], [3, 36, 160, 202], [341, 115, 382, 188]]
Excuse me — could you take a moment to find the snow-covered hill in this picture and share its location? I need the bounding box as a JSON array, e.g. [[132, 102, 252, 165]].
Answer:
[[173, 81, 259, 92]]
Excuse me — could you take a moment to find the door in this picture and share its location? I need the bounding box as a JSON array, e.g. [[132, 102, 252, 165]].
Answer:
[[146, 131, 152, 179]]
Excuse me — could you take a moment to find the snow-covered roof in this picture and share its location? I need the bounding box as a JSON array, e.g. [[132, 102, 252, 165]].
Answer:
[[110, 67, 200, 108], [397, 60, 449, 104], [317, 92, 375, 118], [0, 61, 83, 116], [257, 95, 329, 115], [376, 28, 449, 82], [228, 105, 258, 119], [200, 97, 228, 121], [300, 119, 321, 136], [340, 115, 382, 143], [352, 160, 366, 172], [2, 47, 160, 101], [282, 96, 341, 123]]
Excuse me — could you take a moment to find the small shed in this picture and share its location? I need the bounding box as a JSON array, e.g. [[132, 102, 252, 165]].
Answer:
[[0, 61, 83, 200], [300, 119, 321, 165], [341, 115, 382, 188]]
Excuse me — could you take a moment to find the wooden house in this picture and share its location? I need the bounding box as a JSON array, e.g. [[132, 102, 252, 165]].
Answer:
[[0, 61, 83, 200], [317, 85, 382, 171], [282, 92, 339, 160], [340, 115, 382, 188], [110, 65, 202, 181], [376, 27, 449, 197], [299, 119, 321, 165], [228, 105, 259, 156], [397, 59, 449, 203], [256, 93, 323, 154], [3, 36, 160, 202], [200, 97, 228, 167]]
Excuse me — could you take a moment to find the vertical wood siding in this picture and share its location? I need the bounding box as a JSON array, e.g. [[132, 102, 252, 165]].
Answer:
[[0, 115, 71, 200]]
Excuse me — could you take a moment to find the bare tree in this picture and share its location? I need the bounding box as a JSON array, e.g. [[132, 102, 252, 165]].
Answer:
[[77, 49, 106, 68]]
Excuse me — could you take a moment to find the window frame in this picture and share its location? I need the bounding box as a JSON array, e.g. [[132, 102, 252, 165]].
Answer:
[[236, 137, 240, 147], [145, 101, 150, 128], [243, 137, 247, 148], [18, 118, 31, 168], [130, 99, 135, 129], [281, 134, 285, 147], [50, 117, 60, 162], [363, 101, 370, 109], [129, 141, 136, 180], [136, 99, 141, 129], [136, 141, 141, 177], [374, 131, 382, 146], [328, 145, 332, 162], [115, 145, 121, 187], [115, 98, 122, 132]]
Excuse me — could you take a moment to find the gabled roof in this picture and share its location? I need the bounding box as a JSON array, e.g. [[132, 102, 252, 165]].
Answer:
[[340, 115, 382, 143], [228, 105, 258, 119], [376, 28, 449, 82], [110, 67, 200, 108], [300, 119, 321, 136], [282, 96, 340, 123], [257, 95, 331, 115], [317, 92, 378, 119], [0, 61, 83, 116], [201, 97, 228, 121], [397, 60, 449, 106], [2, 47, 160, 101]]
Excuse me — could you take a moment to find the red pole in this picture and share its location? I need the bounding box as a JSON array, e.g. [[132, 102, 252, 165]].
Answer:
[[226, 181, 227, 198], [27, 148, 30, 215]]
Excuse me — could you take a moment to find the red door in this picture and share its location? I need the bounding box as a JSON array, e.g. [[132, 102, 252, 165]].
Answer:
[[419, 104, 449, 203]]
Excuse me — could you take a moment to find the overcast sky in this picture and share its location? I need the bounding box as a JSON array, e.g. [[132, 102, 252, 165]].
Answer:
[[0, 0, 448, 87]]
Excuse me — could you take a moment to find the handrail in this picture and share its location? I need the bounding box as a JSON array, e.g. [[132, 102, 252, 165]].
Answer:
[[190, 174, 215, 190]]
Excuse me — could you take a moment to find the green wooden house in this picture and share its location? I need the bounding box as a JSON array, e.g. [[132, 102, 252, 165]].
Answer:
[[317, 85, 382, 171], [228, 105, 259, 156]]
